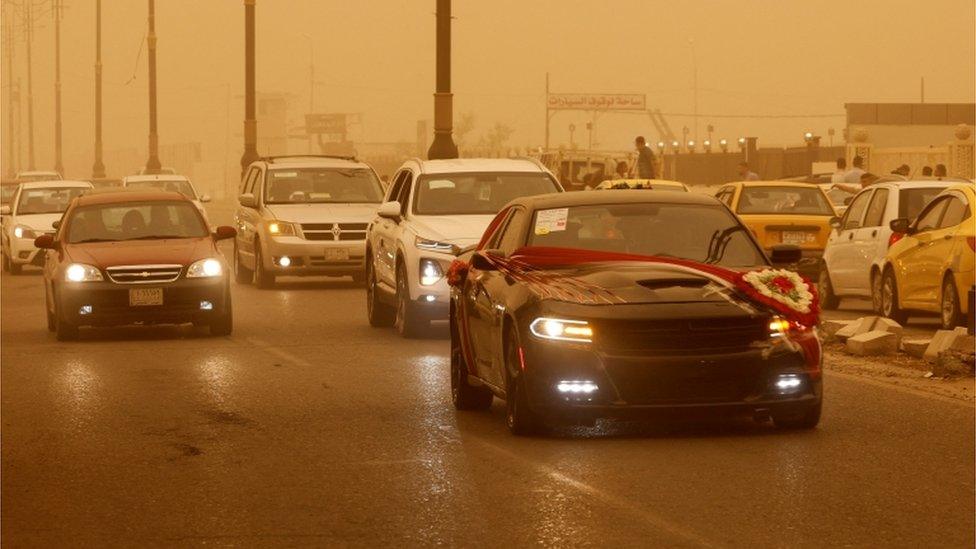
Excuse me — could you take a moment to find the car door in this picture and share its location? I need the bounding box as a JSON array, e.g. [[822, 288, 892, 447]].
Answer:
[[897, 196, 949, 307], [385, 171, 414, 286], [848, 187, 889, 295], [827, 189, 872, 292], [908, 194, 968, 311], [235, 167, 261, 267], [371, 171, 405, 285]]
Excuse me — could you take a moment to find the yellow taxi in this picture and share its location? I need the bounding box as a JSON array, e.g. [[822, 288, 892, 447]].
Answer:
[[714, 181, 836, 276], [882, 182, 975, 329], [594, 179, 689, 191]]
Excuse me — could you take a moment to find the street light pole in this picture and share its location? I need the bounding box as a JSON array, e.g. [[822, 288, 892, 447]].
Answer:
[[144, 0, 162, 174], [25, 1, 35, 170], [53, 0, 63, 175], [4, 9, 16, 178], [240, 0, 259, 175], [92, 0, 106, 179], [427, 0, 458, 160], [303, 33, 314, 154]]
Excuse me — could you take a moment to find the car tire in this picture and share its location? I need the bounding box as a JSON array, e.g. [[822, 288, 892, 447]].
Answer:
[[253, 242, 275, 289], [210, 296, 233, 336], [451, 318, 493, 410], [773, 400, 821, 429], [54, 297, 78, 341], [881, 269, 909, 325], [394, 261, 429, 338], [366, 257, 395, 327], [940, 275, 963, 330], [505, 325, 544, 436], [7, 253, 22, 275], [818, 264, 840, 310], [234, 242, 253, 285], [870, 270, 884, 315]]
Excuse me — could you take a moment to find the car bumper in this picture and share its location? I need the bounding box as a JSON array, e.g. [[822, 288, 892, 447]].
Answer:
[[9, 237, 45, 266], [263, 237, 366, 276], [57, 276, 229, 327]]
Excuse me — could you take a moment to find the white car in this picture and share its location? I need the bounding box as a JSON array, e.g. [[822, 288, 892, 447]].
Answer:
[[1, 180, 93, 274], [122, 174, 211, 223], [233, 155, 385, 288], [365, 158, 563, 337], [819, 180, 952, 311]]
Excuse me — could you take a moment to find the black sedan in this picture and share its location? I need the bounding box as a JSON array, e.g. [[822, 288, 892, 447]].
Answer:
[[448, 190, 822, 435]]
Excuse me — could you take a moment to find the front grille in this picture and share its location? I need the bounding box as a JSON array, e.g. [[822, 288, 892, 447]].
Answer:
[[595, 316, 769, 356], [300, 223, 368, 242], [106, 264, 182, 284], [603, 354, 765, 404]]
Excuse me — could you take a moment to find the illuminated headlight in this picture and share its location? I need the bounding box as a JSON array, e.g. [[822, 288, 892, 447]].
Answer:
[[65, 263, 103, 282], [415, 236, 458, 254], [769, 316, 791, 338], [529, 317, 593, 343], [556, 380, 599, 394], [267, 221, 297, 236], [774, 374, 804, 393], [13, 225, 36, 239], [187, 258, 223, 278], [419, 258, 444, 286]]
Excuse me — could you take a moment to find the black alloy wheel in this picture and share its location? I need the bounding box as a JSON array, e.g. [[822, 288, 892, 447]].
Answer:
[[366, 257, 395, 328]]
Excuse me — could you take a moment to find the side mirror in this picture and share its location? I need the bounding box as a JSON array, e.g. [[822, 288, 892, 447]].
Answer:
[[34, 234, 55, 249], [214, 225, 237, 240], [769, 244, 802, 265], [0, 205, 10, 216], [51, 220, 61, 230], [470, 249, 503, 271], [377, 201, 402, 221], [200, 194, 212, 203], [889, 218, 911, 235], [829, 216, 842, 230], [238, 193, 257, 208]]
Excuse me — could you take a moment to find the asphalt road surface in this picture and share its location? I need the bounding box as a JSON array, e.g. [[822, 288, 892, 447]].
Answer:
[[2, 262, 973, 548]]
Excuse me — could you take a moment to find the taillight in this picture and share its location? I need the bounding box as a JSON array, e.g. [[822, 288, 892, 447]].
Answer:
[[967, 237, 975, 252], [888, 232, 904, 248]]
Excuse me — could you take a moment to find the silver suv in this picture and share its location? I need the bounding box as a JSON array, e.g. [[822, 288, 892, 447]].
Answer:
[[234, 155, 385, 288]]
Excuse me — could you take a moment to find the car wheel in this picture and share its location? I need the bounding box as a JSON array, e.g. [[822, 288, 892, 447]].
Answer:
[[8, 255, 22, 275], [772, 400, 821, 429], [53, 296, 78, 341], [394, 261, 428, 338], [940, 275, 963, 330], [870, 270, 884, 314], [366, 257, 395, 328], [451, 318, 493, 410], [210, 295, 233, 336], [233, 242, 253, 285], [818, 264, 839, 310], [253, 242, 275, 289], [881, 269, 909, 325], [505, 325, 544, 436]]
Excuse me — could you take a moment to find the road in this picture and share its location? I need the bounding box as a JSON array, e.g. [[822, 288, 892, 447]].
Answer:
[[2, 257, 974, 548]]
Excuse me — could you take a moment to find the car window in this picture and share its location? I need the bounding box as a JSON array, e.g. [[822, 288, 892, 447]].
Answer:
[[915, 197, 948, 233], [396, 172, 413, 216], [716, 189, 734, 206], [385, 171, 406, 203], [736, 186, 834, 216], [842, 191, 872, 230], [899, 187, 947, 219], [16, 187, 88, 215], [497, 208, 528, 255], [483, 208, 516, 250], [939, 196, 969, 229], [413, 172, 559, 215], [66, 201, 208, 243], [863, 188, 889, 228]]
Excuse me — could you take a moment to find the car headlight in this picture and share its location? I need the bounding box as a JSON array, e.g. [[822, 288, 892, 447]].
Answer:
[[415, 236, 458, 254], [13, 225, 36, 239], [267, 221, 297, 236], [529, 318, 593, 343], [419, 258, 445, 286], [187, 258, 223, 278], [65, 263, 103, 282], [769, 316, 791, 338]]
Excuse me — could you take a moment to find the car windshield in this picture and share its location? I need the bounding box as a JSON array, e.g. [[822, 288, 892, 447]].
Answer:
[[125, 179, 198, 199], [737, 186, 834, 215], [65, 201, 209, 244], [16, 187, 88, 215], [265, 168, 383, 204], [900, 187, 947, 220], [526, 202, 766, 267], [413, 172, 559, 215]]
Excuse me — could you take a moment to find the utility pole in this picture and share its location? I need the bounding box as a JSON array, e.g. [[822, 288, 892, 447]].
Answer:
[[92, 0, 106, 179], [53, 0, 63, 175], [25, 1, 35, 170], [240, 0, 259, 175], [303, 33, 314, 154], [544, 72, 550, 151], [144, 0, 162, 174], [689, 38, 698, 145], [4, 8, 16, 178], [427, 0, 458, 160]]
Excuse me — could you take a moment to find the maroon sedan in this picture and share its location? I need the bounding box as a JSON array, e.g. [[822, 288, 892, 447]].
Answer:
[[34, 190, 236, 340]]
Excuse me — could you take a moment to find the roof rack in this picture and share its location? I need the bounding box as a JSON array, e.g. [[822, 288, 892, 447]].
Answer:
[[262, 154, 358, 163]]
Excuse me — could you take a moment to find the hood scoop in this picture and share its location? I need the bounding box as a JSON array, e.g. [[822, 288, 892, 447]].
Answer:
[[637, 277, 710, 291]]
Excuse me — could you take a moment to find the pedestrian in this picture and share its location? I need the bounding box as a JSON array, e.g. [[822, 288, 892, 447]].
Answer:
[[737, 161, 760, 181], [831, 158, 847, 183], [934, 164, 947, 179], [614, 160, 629, 179], [843, 155, 866, 184], [634, 136, 656, 179], [921, 166, 933, 177], [890, 164, 910, 177]]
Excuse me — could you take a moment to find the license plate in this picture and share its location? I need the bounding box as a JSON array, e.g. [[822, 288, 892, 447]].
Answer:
[[324, 248, 349, 261], [782, 231, 815, 245], [129, 288, 163, 306]]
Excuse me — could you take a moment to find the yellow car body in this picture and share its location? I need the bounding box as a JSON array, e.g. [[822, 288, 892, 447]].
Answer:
[[595, 179, 688, 191], [883, 183, 975, 328], [715, 181, 836, 276]]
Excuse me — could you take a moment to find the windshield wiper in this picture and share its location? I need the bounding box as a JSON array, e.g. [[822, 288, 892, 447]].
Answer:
[[122, 235, 187, 241], [704, 226, 748, 264]]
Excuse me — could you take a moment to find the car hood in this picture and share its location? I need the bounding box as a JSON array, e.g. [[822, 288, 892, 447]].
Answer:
[[13, 213, 62, 232], [65, 237, 216, 268], [265, 203, 379, 224], [410, 214, 497, 246]]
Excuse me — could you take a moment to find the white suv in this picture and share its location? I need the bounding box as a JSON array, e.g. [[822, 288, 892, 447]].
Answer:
[[1, 180, 93, 274], [365, 158, 562, 337], [233, 155, 385, 288], [819, 179, 954, 311]]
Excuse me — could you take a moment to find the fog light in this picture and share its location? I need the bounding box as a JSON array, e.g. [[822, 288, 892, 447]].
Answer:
[[278, 256, 291, 267], [556, 380, 599, 394], [79, 305, 93, 315], [423, 294, 436, 302], [200, 301, 214, 310], [775, 374, 803, 392]]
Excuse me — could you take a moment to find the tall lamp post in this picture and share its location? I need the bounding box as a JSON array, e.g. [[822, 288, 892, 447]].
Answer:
[[144, 0, 161, 174], [240, 0, 259, 175], [53, 0, 63, 175], [426, 0, 458, 160], [25, 1, 35, 170], [92, 0, 106, 179]]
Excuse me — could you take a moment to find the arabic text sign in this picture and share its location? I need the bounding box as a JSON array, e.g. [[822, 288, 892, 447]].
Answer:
[[547, 94, 646, 111]]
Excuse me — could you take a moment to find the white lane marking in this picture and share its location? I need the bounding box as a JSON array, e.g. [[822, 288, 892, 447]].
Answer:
[[468, 436, 718, 548], [247, 337, 314, 368], [825, 370, 974, 408]]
